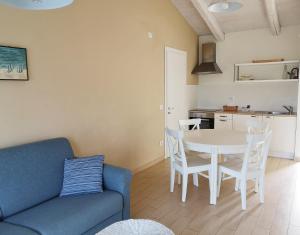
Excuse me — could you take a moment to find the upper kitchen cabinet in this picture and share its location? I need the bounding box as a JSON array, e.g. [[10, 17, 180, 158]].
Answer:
[[234, 60, 299, 83]]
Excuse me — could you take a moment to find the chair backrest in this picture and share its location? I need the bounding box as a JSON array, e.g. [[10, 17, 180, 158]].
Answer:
[[241, 130, 272, 176], [179, 119, 201, 131], [247, 119, 270, 135], [165, 128, 188, 168], [259, 130, 272, 172]]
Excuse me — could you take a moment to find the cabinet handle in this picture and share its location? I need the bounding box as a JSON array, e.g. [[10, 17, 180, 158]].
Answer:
[[220, 115, 227, 118], [251, 115, 256, 117], [219, 119, 227, 122]]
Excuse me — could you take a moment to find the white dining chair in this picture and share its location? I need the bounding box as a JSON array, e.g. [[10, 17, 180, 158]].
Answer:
[[217, 130, 272, 210], [245, 120, 271, 192], [228, 119, 271, 190], [247, 119, 270, 135], [223, 119, 270, 164], [179, 119, 201, 131], [165, 128, 212, 202], [179, 118, 210, 180]]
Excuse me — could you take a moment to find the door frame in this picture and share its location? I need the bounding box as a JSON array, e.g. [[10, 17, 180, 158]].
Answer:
[[294, 72, 300, 161], [164, 46, 188, 157]]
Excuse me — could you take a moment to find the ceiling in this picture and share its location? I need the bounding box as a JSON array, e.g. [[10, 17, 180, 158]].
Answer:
[[171, 0, 300, 35]]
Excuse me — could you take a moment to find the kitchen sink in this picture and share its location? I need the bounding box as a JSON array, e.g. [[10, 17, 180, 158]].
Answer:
[[266, 111, 290, 115]]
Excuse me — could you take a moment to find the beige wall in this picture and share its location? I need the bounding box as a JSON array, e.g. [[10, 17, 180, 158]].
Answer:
[[0, 0, 198, 171]]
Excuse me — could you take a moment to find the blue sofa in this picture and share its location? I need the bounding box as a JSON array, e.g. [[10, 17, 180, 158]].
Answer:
[[0, 138, 132, 235]]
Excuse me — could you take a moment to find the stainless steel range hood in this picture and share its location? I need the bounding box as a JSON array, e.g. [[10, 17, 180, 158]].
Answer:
[[192, 43, 222, 75]]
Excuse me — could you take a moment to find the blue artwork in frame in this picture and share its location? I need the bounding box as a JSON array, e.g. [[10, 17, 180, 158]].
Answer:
[[0, 46, 29, 81]]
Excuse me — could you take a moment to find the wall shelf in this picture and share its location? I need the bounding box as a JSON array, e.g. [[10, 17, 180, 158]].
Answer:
[[234, 60, 300, 83], [235, 60, 300, 67], [234, 79, 299, 83]]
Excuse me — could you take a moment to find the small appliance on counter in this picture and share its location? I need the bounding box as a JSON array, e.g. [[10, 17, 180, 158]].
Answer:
[[288, 67, 299, 80]]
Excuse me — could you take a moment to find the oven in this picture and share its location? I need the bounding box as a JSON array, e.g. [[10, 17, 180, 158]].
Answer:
[[189, 109, 218, 129]]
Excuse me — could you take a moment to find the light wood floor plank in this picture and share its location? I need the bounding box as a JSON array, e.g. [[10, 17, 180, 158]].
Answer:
[[131, 158, 300, 234]]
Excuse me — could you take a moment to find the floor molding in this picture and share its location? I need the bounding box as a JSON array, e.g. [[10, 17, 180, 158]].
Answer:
[[133, 156, 165, 174]]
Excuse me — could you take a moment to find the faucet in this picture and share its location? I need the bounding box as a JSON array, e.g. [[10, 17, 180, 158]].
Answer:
[[282, 105, 293, 114]]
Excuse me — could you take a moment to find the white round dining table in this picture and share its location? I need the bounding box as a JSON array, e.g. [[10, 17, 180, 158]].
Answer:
[[183, 129, 247, 205]]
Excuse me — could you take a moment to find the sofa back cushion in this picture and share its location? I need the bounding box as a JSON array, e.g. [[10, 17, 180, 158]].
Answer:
[[0, 138, 74, 219]]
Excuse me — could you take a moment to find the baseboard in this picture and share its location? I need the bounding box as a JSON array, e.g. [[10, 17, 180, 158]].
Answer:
[[269, 151, 294, 160], [293, 156, 300, 162], [133, 156, 165, 174]]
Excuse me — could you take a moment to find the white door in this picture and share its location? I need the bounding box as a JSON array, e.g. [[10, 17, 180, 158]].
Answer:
[[165, 47, 188, 130]]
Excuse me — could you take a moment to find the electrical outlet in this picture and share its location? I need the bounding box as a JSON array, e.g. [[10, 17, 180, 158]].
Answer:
[[159, 140, 164, 146], [159, 104, 164, 111]]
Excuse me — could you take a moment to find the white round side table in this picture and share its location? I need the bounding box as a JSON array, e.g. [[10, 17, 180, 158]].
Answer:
[[96, 219, 174, 235]]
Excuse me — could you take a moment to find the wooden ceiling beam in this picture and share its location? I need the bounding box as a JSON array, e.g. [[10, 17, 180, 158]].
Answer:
[[263, 0, 281, 36], [190, 0, 225, 41]]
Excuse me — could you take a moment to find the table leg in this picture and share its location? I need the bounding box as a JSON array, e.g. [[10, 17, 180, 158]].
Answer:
[[210, 149, 218, 205]]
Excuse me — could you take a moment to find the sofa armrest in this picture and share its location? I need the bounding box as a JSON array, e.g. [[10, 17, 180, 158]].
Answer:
[[103, 164, 132, 220]]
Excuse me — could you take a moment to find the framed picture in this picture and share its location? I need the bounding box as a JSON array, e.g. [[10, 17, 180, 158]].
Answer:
[[0, 46, 29, 81]]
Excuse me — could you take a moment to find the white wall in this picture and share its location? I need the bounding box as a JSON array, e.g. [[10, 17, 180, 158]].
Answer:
[[197, 25, 300, 112], [187, 86, 199, 109]]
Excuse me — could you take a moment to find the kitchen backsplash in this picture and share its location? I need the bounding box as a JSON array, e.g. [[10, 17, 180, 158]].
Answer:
[[197, 81, 298, 111]]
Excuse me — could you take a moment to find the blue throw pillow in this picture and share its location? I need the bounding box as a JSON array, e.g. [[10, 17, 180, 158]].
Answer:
[[60, 155, 104, 197]]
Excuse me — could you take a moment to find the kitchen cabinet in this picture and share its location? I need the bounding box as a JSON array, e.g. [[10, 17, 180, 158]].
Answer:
[[214, 112, 296, 159], [262, 115, 296, 159], [233, 114, 262, 131], [214, 113, 233, 130]]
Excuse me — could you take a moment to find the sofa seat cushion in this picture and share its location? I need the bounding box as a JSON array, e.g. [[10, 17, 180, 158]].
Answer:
[[0, 222, 40, 235], [5, 190, 123, 235]]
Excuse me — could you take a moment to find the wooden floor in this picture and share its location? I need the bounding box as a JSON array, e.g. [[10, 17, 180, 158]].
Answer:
[[131, 157, 300, 235]]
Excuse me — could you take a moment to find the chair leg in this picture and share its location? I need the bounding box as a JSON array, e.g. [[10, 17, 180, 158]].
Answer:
[[240, 179, 247, 210], [170, 167, 175, 193], [217, 170, 222, 197], [208, 169, 213, 203], [255, 178, 259, 193], [178, 173, 181, 185], [259, 176, 265, 203], [235, 179, 240, 192], [182, 173, 188, 202], [193, 173, 199, 187]]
